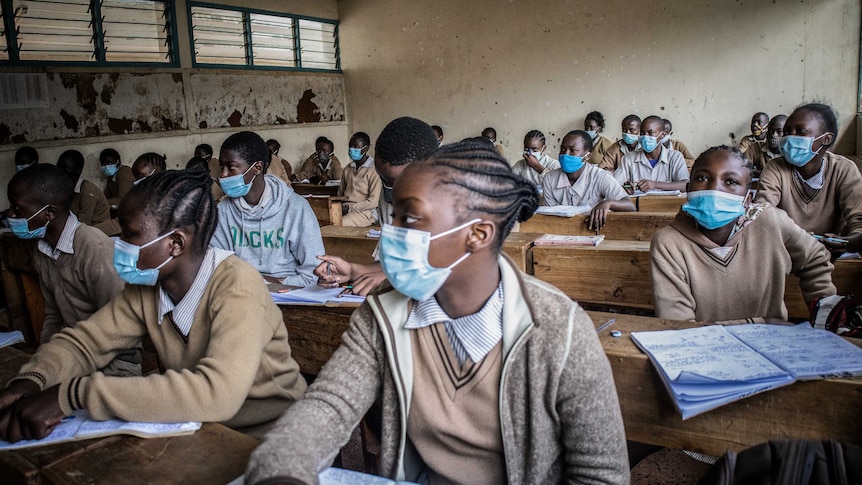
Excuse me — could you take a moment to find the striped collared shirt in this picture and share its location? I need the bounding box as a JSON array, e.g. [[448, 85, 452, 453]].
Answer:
[[404, 283, 504, 365], [158, 247, 233, 337], [794, 161, 826, 191], [37, 213, 80, 261]]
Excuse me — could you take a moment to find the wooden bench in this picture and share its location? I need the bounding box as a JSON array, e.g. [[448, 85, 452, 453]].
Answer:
[[632, 194, 686, 212], [0, 234, 44, 344], [293, 183, 340, 197], [518, 212, 675, 241], [304, 195, 343, 226]]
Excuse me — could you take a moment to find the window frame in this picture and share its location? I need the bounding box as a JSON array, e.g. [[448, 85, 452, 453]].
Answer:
[[188, 1, 340, 73], [0, 0, 180, 67]]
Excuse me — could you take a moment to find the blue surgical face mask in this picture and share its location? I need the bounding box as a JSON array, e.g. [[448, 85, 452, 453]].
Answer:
[[349, 147, 364, 161], [380, 218, 481, 301], [559, 154, 586, 173], [585, 130, 598, 140], [682, 190, 746, 230], [134, 167, 156, 186], [622, 133, 640, 146], [219, 162, 258, 198], [113, 230, 176, 286], [779, 133, 830, 167], [15, 163, 34, 172], [102, 163, 119, 177], [8, 205, 49, 240], [640, 135, 660, 153]]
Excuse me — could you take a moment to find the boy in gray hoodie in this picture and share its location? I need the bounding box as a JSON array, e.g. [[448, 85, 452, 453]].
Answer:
[[211, 131, 324, 287]]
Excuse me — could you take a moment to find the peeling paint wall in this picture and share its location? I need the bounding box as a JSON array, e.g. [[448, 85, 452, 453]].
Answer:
[[338, 0, 860, 160]]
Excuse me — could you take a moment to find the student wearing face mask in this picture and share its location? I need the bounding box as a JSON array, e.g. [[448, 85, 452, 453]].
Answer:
[[292, 137, 343, 184], [482, 127, 506, 157], [510, 130, 560, 188], [737, 112, 770, 153], [247, 140, 629, 485], [99, 148, 135, 207], [755, 103, 862, 256], [660, 119, 695, 168], [613, 116, 689, 194], [651, 146, 835, 324], [743, 114, 786, 177], [13, 146, 38, 172], [598, 114, 642, 172], [56, 150, 111, 230], [339, 132, 382, 227], [584, 111, 613, 165]]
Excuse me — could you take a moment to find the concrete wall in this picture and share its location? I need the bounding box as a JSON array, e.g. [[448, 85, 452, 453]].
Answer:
[[337, 0, 860, 162]]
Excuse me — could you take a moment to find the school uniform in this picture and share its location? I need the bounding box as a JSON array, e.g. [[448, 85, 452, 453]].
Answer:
[[511, 153, 560, 186], [541, 165, 628, 208], [613, 145, 689, 186], [598, 140, 640, 172], [651, 205, 835, 323], [737, 134, 765, 153], [339, 156, 382, 227], [743, 142, 781, 175], [589, 135, 614, 165], [247, 256, 629, 484], [664, 139, 695, 168], [103, 165, 134, 206], [267, 154, 292, 186], [70, 176, 111, 227], [207, 157, 225, 200], [12, 249, 307, 436], [294, 153, 344, 184], [754, 152, 862, 237]]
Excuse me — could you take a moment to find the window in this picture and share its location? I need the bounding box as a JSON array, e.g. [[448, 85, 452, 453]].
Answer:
[[0, 0, 177, 65], [189, 3, 338, 71]]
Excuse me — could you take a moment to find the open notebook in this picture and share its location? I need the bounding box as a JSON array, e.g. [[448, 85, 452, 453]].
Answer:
[[534, 205, 591, 217], [228, 468, 419, 485], [270, 284, 366, 305]]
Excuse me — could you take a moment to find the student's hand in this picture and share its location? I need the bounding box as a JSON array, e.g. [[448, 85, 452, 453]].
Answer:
[[819, 233, 855, 260], [524, 152, 543, 172], [314, 255, 353, 287], [622, 182, 635, 195], [350, 271, 386, 296], [262, 275, 284, 285], [0, 380, 40, 413], [589, 201, 613, 232], [0, 384, 64, 443], [635, 179, 657, 192]]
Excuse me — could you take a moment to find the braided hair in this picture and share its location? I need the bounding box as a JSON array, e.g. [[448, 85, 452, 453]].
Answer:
[[134, 152, 167, 172], [693, 145, 754, 179], [413, 140, 539, 250], [524, 129, 546, 147], [122, 165, 217, 256]]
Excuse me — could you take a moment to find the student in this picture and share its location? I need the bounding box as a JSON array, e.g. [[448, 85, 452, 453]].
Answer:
[[510, 130, 560, 188], [614, 115, 689, 194], [247, 140, 629, 484], [7, 164, 140, 375], [0, 167, 307, 442], [195, 143, 220, 183], [431, 125, 444, 146], [651, 146, 836, 323], [187, 156, 225, 201], [543, 130, 636, 230], [338, 132, 382, 227], [99, 148, 135, 207], [263, 138, 292, 186], [585, 111, 614, 164], [14, 146, 38, 172], [481, 126, 506, 157], [314, 117, 439, 296], [210, 131, 324, 286], [292, 137, 343, 184], [755, 103, 862, 256], [599, 114, 642, 172], [744, 114, 786, 177], [131, 152, 167, 185], [56, 150, 111, 228], [737, 112, 769, 153], [660, 118, 695, 167]]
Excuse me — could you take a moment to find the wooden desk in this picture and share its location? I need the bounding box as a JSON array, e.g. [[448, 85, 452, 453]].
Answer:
[[280, 303, 356, 375], [633, 194, 686, 213], [0, 346, 258, 485], [293, 183, 340, 197], [320, 226, 543, 275], [0, 234, 44, 344], [518, 212, 674, 241], [304, 196, 343, 226], [588, 310, 862, 454]]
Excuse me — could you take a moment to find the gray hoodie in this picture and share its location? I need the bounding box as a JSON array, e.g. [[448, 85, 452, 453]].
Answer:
[[211, 174, 324, 286]]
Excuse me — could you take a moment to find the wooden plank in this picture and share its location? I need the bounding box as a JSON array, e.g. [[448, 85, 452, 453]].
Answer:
[[634, 194, 686, 213], [499, 232, 543, 275], [785, 258, 862, 319], [0, 235, 37, 343], [588, 311, 862, 455], [304, 196, 343, 227], [518, 212, 674, 241], [280, 304, 356, 375], [293, 183, 340, 197], [20, 273, 45, 344]]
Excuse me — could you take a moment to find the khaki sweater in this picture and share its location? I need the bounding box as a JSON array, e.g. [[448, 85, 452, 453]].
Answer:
[[14, 255, 307, 430], [103, 165, 135, 207], [755, 152, 862, 236], [651, 207, 835, 323], [598, 140, 638, 172], [590, 135, 614, 165], [71, 179, 111, 226], [294, 154, 344, 184], [33, 222, 124, 344]]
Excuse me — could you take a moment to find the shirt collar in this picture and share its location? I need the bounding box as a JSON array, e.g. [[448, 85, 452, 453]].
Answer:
[[794, 161, 826, 190], [555, 165, 591, 197], [36, 213, 80, 260], [157, 247, 233, 337], [404, 282, 504, 364], [74, 174, 84, 194], [637, 145, 669, 167]]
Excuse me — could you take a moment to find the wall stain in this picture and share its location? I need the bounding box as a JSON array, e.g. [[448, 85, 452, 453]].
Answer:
[[59, 73, 98, 114], [0, 124, 10, 144], [84, 126, 100, 137], [60, 110, 79, 132], [199, 121, 208, 129], [139, 120, 152, 132], [107, 118, 134, 134], [11, 134, 25, 144], [296, 89, 321, 123], [227, 110, 243, 127], [275, 116, 288, 124], [162, 117, 176, 131]]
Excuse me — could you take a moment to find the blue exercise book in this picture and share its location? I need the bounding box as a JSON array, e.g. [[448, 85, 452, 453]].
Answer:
[[631, 323, 862, 419]]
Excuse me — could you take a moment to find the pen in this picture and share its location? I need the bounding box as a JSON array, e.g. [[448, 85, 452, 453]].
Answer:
[[812, 235, 849, 244], [596, 318, 616, 333], [326, 262, 333, 277], [338, 285, 354, 297], [277, 288, 292, 293]]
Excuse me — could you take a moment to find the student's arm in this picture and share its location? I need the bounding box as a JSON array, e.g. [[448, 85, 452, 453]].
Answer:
[[292, 156, 316, 182], [780, 210, 837, 304], [283, 200, 326, 287], [598, 145, 620, 172], [314, 255, 382, 294], [558, 306, 630, 483], [589, 175, 636, 230], [36, 268, 63, 345], [209, 204, 234, 250], [346, 170, 381, 212], [106, 166, 135, 206], [328, 157, 344, 182], [826, 164, 862, 253], [637, 180, 688, 192], [82, 234, 126, 314], [753, 161, 782, 205], [650, 232, 698, 320], [246, 304, 385, 485]]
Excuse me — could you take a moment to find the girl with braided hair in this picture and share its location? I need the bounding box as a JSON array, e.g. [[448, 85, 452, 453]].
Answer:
[[248, 140, 629, 484], [0, 166, 307, 442]]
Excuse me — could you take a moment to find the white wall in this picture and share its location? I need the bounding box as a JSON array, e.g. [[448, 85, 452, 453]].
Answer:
[[337, 0, 860, 162]]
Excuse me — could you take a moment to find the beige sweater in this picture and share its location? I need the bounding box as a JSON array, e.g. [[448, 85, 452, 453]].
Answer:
[[71, 179, 111, 226], [755, 152, 862, 236], [103, 165, 135, 207], [294, 154, 344, 183], [15, 255, 306, 430], [651, 206, 835, 323]]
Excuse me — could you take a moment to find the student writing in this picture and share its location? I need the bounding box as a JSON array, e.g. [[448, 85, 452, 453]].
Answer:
[[614, 115, 689, 194]]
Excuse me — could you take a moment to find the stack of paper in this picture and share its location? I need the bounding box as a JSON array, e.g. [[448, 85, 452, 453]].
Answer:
[[534, 234, 604, 246], [270, 284, 365, 305], [535, 205, 591, 217], [0, 330, 24, 349], [631, 323, 862, 419]]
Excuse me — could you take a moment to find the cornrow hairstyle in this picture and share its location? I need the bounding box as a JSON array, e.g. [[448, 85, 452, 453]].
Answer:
[[195, 144, 213, 157], [586, 111, 605, 129], [413, 140, 539, 250], [9, 163, 75, 210], [15, 146, 38, 164], [124, 165, 217, 256], [375, 116, 439, 166], [524, 129, 546, 146], [186, 156, 208, 171], [461, 136, 496, 149], [351, 131, 371, 147], [135, 152, 167, 172], [100, 148, 121, 164], [796, 103, 838, 147], [221, 131, 271, 173], [564, 130, 594, 152], [622, 114, 642, 126], [694, 145, 754, 179]]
